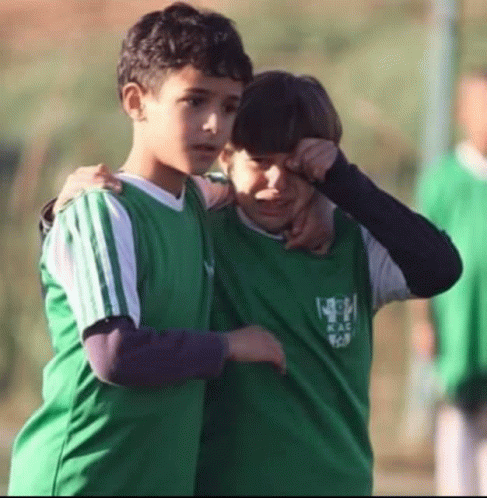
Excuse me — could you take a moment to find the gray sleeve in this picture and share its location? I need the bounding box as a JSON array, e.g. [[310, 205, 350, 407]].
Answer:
[[360, 226, 412, 313]]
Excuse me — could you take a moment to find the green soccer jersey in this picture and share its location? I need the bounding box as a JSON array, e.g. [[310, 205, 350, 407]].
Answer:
[[196, 205, 411, 496], [417, 144, 487, 398], [8, 174, 214, 496]]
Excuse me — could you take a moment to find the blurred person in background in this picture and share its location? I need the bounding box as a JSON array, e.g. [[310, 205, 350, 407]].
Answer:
[[411, 70, 487, 496]]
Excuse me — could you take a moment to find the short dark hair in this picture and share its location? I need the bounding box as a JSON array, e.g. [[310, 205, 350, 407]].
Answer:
[[231, 71, 342, 155], [117, 2, 253, 100]]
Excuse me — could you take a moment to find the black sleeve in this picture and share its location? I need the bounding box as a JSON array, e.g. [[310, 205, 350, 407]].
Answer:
[[83, 317, 228, 387], [314, 151, 462, 297]]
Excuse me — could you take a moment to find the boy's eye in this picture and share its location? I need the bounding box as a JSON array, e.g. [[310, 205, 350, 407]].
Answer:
[[223, 103, 238, 114], [182, 96, 205, 107], [249, 158, 272, 169]]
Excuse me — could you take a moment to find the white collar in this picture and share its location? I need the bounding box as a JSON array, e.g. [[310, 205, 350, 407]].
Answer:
[[236, 206, 284, 241], [455, 141, 487, 181], [117, 172, 186, 211]]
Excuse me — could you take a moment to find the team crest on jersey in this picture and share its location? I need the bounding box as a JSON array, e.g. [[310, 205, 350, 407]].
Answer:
[[316, 294, 358, 348]]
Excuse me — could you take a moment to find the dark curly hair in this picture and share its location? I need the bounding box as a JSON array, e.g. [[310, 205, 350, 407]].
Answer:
[[117, 2, 253, 101], [231, 71, 342, 155]]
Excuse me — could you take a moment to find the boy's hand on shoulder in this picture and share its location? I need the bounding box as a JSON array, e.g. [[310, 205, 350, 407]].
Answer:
[[224, 325, 286, 374], [285, 138, 339, 184], [53, 164, 122, 214]]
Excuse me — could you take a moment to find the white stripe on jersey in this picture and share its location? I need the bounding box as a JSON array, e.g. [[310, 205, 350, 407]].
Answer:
[[360, 225, 412, 313], [45, 212, 84, 327], [45, 205, 104, 332], [87, 193, 121, 317], [75, 198, 107, 322], [44, 192, 140, 334], [105, 195, 140, 326]]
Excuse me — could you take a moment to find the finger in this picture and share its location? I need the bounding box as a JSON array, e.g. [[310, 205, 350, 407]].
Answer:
[[93, 164, 113, 180], [301, 144, 338, 181], [74, 165, 103, 177], [285, 215, 315, 250], [274, 344, 286, 375], [284, 229, 310, 250], [266, 335, 286, 373], [285, 235, 305, 250], [286, 139, 324, 170], [302, 143, 328, 165], [93, 164, 122, 192], [285, 233, 308, 251], [289, 140, 338, 182], [311, 237, 334, 256], [274, 357, 286, 375], [292, 138, 325, 160], [291, 209, 307, 236], [284, 229, 307, 250], [72, 165, 109, 184], [56, 178, 119, 213], [254, 328, 286, 373], [66, 170, 98, 189], [96, 163, 110, 175], [88, 177, 121, 193], [288, 185, 318, 227], [309, 144, 338, 168]]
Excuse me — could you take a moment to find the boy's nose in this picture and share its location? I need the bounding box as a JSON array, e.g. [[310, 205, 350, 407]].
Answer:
[[203, 112, 218, 135], [266, 164, 287, 190]]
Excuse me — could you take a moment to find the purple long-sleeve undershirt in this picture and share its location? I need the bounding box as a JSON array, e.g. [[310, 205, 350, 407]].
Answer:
[[40, 201, 229, 387], [82, 316, 228, 387]]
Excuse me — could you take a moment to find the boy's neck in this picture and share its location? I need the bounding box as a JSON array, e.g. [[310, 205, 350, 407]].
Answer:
[[121, 147, 186, 198]]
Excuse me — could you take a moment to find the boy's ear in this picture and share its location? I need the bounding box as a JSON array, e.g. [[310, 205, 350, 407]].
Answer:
[[218, 144, 234, 175], [121, 83, 147, 122]]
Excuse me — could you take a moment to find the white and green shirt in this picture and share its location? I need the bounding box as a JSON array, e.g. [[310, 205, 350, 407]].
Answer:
[[196, 204, 411, 496], [9, 174, 214, 496]]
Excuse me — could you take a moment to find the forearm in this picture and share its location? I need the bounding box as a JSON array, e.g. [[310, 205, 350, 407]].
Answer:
[[409, 296, 433, 322], [83, 317, 228, 387], [408, 298, 437, 358], [315, 152, 462, 297]]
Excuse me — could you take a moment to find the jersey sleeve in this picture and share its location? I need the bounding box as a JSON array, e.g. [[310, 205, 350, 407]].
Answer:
[[43, 191, 140, 333], [360, 226, 411, 312], [192, 174, 234, 210]]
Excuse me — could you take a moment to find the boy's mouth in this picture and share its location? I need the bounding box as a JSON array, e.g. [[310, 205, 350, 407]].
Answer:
[[256, 199, 291, 216], [192, 144, 218, 153]]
